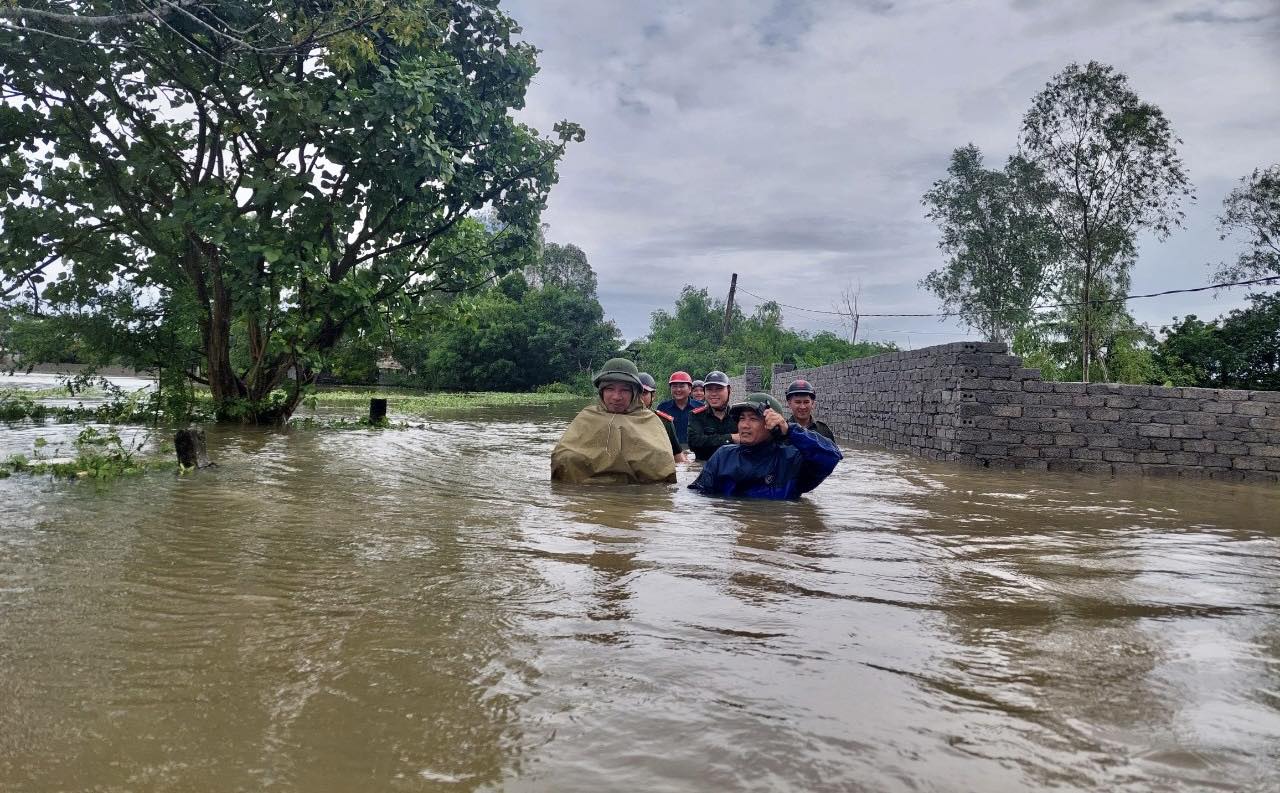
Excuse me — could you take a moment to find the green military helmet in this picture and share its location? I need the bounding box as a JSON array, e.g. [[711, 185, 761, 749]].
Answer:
[[593, 357, 642, 390], [728, 391, 785, 421]]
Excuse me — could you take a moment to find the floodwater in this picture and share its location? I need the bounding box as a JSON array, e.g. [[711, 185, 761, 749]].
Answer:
[[1, 395, 1278, 791]]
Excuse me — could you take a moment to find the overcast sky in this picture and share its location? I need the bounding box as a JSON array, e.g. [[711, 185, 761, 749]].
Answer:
[[503, 0, 1280, 346]]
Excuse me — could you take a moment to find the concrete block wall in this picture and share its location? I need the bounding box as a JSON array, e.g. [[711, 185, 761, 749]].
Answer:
[[766, 342, 1280, 483], [726, 366, 762, 397]]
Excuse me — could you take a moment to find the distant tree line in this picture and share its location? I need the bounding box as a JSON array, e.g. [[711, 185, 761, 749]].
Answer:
[[626, 286, 896, 394], [920, 61, 1278, 388]]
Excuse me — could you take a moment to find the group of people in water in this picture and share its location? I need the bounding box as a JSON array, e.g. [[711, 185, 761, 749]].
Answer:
[[550, 358, 843, 499]]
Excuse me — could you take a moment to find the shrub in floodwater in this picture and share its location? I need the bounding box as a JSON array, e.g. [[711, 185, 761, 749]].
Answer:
[[0, 426, 175, 480], [0, 391, 48, 422]]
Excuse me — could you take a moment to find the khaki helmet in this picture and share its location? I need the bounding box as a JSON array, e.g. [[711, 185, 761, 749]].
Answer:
[[593, 358, 642, 390]]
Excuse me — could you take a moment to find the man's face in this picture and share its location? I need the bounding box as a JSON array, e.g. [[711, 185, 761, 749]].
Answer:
[[736, 410, 769, 445], [788, 395, 814, 422], [691, 387, 705, 401], [669, 382, 691, 401], [703, 384, 729, 409], [601, 383, 634, 414], [639, 389, 654, 408]]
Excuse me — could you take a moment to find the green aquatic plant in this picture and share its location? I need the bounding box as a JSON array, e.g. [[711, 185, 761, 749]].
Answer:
[[1, 428, 174, 481]]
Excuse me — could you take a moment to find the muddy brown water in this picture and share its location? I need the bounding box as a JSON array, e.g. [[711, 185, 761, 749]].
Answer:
[[1, 401, 1278, 792]]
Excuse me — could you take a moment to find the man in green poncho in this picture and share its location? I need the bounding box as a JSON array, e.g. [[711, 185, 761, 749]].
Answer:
[[551, 358, 678, 484]]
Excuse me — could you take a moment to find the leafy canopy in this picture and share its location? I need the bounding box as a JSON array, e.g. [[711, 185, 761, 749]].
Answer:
[[0, 0, 582, 421], [920, 144, 1061, 343]]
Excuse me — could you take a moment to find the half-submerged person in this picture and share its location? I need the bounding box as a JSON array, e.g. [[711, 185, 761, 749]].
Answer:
[[689, 392, 842, 500], [551, 358, 678, 484]]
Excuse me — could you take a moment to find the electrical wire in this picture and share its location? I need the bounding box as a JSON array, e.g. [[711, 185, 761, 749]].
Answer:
[[736, 274, 1280, 319]]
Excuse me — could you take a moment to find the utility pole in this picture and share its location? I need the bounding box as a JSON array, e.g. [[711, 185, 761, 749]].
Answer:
[[722, 272, 737, 339]]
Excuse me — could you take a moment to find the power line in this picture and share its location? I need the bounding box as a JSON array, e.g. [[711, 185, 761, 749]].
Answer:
[[736, 275, 1280, 319]]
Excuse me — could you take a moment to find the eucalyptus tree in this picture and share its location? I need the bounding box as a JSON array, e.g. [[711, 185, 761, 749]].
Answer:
[[920, 144, 1061, 344], [1214, 164, 1280, 282], [0, 0, 582, 422], [1020, 61, 1192, 381]]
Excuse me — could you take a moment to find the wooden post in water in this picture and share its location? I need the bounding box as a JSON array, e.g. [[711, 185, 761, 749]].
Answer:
[[369, 398, 388, 424], [175, 427, 213, 469]]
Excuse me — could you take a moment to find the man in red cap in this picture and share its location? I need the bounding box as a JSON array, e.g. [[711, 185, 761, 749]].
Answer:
[[656, 371, 703, 448]]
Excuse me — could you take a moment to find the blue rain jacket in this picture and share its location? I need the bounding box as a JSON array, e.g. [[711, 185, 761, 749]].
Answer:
[[688, 424, 843, 500]]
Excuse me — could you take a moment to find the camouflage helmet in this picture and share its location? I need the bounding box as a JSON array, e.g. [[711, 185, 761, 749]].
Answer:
[[728, 391, 785, 422], [593, 358, 642, 390], [637, 372, 658, 392]]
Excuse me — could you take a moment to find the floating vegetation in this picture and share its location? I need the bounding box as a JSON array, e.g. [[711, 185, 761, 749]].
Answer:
[[0, 380, 215, 426], [287, 416, 415, 430], [1, 427, 175, 480]]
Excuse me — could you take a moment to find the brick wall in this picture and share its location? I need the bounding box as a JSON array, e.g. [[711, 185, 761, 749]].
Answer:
[[766, 342, 1280, 483], [726, 366, 762, 397]]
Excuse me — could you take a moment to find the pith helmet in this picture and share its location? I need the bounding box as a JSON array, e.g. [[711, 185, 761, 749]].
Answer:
[[593, 358, 642, 390], [691, 379, 705, 389], [729, 391, 785, 421], [785, 379, 816, 398], [668, 371, 693, 385], [637, 372, 657, 392], [703, 370, 730, 387]]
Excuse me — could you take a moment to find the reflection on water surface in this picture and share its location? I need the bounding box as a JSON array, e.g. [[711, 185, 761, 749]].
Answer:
[[1, 403, 1278, 792]]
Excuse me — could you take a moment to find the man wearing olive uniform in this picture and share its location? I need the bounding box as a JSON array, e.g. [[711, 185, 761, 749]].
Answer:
[[639, 372, 686, 463], [784, 379, 836, 443], [688, 370, 737, 461]]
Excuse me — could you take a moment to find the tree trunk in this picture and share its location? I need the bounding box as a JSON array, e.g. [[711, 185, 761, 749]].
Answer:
[[1081, 263, 1091, 383]]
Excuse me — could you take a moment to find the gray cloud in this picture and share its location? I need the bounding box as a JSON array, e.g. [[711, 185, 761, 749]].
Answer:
[[505, 0, 1280, 343]]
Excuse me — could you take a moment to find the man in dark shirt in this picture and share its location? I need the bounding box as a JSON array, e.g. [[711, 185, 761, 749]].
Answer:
[[688, 370, 736, 461], [784, 379, 836, 442], [639, 372, 686, 463], [655, 371, 701, 447]]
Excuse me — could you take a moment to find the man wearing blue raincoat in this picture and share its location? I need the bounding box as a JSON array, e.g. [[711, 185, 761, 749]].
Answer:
[[688, 392, 842, 500]]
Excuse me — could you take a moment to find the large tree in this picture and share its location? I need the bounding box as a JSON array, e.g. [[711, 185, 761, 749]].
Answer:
[[0, 0, 582, 422], [920, 144, 1061, 343], [1020, 61, 1192, 382], [1214, 164, 1280, 283]]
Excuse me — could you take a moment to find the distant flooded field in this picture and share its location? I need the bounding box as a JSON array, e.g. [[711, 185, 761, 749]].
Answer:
[[1, 392, 1278, 791]]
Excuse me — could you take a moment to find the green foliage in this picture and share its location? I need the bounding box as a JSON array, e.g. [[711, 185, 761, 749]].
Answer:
[[629, 286, 895, 392], [1013, 307, 1158, 384], [0, 0, 581, 423], [1153, 293, 1280, 390], [0, 375, 214, 425], [1214, 164, 1280, 282], [921, 145, 1062, 342], [392, 267, 622, 391], [1019, 61, 1193, 381], [526, 241, 598, 297], [1, 425, 175, 480]]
